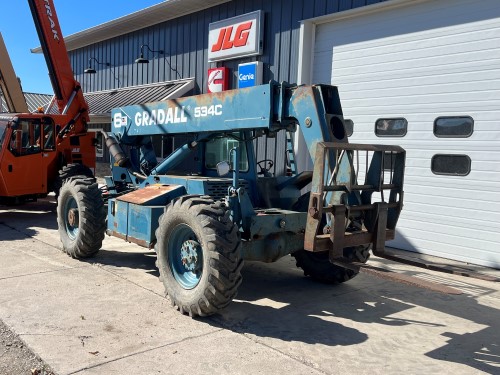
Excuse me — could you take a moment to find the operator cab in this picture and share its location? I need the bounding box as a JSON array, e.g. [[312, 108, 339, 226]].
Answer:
[[2, 116, 56, 156], [202, 131, 305, 210]]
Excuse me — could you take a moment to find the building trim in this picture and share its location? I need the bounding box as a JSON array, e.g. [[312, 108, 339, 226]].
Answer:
[[32, 0, 232, 53], [307, 0, 430, 25]]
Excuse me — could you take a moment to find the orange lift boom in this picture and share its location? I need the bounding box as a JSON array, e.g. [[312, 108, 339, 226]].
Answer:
[[0, 33, 29, 113]]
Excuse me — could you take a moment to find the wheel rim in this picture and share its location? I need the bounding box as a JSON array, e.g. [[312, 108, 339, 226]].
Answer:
[[63, 195, 79, 240], [167, 224, 203, 290]]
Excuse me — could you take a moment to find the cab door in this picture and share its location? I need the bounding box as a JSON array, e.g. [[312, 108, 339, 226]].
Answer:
[[1, 118, 45, 196]]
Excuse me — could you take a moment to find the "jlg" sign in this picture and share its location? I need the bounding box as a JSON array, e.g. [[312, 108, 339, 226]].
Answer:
[[211, 22, 252, 52], [208, 11, 263, 62]]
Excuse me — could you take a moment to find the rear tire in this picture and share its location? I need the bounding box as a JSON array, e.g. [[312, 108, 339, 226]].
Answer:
[[155, 195, 243, 317], [57, 177, 106, 258]]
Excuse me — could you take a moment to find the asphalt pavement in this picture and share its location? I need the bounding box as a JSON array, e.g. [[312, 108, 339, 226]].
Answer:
[[0, 196, 499, 375]]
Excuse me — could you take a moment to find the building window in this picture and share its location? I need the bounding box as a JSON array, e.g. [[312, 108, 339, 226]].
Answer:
[[431, 154, 471, 176], [375, 118, 407, 137], [344, 119, 353, 137], [434, 116, 473, 137]]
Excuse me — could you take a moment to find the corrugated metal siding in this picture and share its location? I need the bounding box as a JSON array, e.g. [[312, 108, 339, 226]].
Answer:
[[72, 0, 387, 94]]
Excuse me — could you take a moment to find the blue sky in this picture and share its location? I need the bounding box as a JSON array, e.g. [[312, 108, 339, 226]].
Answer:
[[2, 1, 163, 94]]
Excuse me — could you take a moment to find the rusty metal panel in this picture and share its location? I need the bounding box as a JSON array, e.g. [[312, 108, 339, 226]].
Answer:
[[117, 184, 182, 205], [304, 142, 405, 256]]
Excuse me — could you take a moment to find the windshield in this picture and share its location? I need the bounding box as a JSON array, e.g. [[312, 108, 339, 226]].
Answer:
[[205, 133, 249, 172], [0, 123, 7, 150]]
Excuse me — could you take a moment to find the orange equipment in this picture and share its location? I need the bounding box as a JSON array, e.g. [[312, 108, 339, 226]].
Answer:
[[0, 33, 29, 113], [0, 0, 95, 204]]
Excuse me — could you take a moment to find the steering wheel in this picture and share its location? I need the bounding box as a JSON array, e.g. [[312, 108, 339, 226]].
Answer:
[[257, 159, 274, 175]]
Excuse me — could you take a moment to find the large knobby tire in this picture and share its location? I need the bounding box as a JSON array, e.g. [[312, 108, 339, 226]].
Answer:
[[57, 177, 106, 258], [291, 192, 370, 284], [292, 246, 370, 284], [54, 163, 94, 197], [155, 195, 243, 317]]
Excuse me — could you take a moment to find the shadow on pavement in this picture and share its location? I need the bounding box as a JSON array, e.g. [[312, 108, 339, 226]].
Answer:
[[90, 249, 160, 278], [391, 268, 500, 374], [214, 261, 499, 373], [0, 198, 57, 241]]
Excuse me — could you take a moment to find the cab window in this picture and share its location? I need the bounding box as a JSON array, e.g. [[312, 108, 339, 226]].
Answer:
[[0, 122, 7, 149], [41, 118, 55, 150], [205, 133, 249, 172], [8, 118, 55, 155]]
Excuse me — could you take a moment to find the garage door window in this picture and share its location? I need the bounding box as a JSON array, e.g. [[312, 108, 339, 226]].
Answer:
[[434, 116, 474, 137], [431, 154, 471, 176], [375, 118, 407, 137]]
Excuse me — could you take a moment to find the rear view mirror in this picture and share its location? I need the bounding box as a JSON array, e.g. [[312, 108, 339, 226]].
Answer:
[[216, 161, 231, 176]]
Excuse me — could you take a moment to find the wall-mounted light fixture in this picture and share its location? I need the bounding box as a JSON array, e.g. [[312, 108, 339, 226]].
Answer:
[[84, 57, 121, 87], [84, 57, 111, 74], [135, 44, 164, 64]]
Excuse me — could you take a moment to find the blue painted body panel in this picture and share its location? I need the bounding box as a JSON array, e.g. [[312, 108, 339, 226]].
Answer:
[[127, 204, 164, 245], [111, 85, 273, 138], [108, 199, 128, 236]]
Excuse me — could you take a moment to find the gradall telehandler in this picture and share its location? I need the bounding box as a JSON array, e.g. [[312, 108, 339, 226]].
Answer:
[[0, 0, 95, 205], [58, 73, 415, 316]]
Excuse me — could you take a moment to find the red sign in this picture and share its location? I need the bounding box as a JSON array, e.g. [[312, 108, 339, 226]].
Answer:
[[207, 67, 230, 93], [208, 11, 263, 62], [211, 22, 252, 52]]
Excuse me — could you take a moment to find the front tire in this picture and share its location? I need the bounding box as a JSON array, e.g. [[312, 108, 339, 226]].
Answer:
[[57, 178, 106, 258], [291, 192, 370, 284], [54, 163, 94, 197], [155, 195, 243, 317]]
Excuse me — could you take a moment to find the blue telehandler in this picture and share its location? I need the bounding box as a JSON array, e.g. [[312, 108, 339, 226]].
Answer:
[[56, 82, 406, 317]]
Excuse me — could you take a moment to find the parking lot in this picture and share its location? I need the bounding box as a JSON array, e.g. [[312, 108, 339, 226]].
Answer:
[[1, 196, 499, 374]]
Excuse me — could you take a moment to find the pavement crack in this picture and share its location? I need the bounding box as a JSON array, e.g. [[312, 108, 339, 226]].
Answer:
[[66, 329, 225, 374], [243, 335, 330, 375], [93, 264, 165, 298], [207, 315, 329, 374], [0, 266, 90, 281]]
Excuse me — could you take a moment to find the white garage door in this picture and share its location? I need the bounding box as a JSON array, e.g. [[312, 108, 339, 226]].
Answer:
[[312, 0, 500, 268]]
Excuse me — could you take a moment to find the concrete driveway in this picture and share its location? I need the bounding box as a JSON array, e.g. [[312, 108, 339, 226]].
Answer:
[[1, 197, 499, 374]]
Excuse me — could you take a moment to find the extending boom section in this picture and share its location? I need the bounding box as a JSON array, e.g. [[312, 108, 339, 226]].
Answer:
[[112, 82, 347, 153], [28, 0, 89, 135], [0, 33, 29, 113]]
